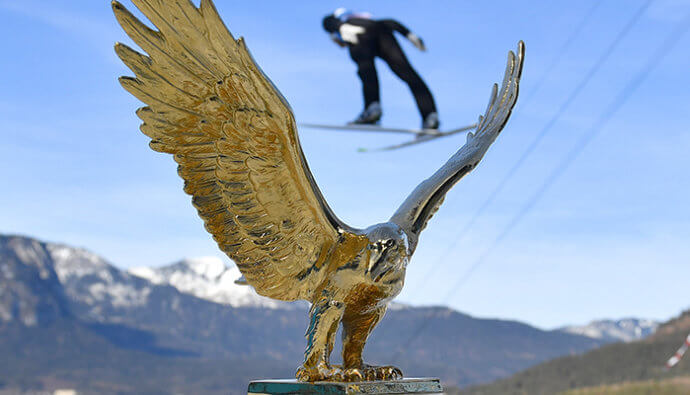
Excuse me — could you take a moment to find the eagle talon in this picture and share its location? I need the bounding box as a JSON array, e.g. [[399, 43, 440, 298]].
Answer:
[[363, 368, 377, 381], [343, 368, 364, 382], [296, 363, 344, 382], [342, 365, 403, 381], [375, 365, 403, 380]]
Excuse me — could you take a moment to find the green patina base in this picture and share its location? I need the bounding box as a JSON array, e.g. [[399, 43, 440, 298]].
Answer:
[[247, 378, 443, 395]]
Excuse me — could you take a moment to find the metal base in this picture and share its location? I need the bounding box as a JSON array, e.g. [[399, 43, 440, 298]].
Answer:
[[247, 378, 442, 394]]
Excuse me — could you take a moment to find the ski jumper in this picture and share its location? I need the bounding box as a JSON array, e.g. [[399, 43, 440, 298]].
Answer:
[[323, 13, 438, 125]]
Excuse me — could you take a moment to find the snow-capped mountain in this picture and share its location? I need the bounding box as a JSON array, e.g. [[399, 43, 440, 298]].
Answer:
[[2, 233, 613, 391], [128, 257, 303, 309], [559, 318, 659, 343], [0, 235, 70, 326], [49, 243, 153, 310]]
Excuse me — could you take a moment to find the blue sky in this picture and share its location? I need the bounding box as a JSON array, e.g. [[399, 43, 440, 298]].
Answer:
[[1, 0, 689, 329]]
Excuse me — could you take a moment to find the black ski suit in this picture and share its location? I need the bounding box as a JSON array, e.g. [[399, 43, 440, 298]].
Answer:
[[325, 17, 437, 120]]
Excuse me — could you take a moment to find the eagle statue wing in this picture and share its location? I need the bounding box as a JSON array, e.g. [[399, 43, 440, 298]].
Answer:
[[112, 0, 350, 301], [391, 41, 524, 244]]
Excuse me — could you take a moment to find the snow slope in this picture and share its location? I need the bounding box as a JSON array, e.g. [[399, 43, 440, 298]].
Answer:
[[559, 318, 659, 342], [128, 257, 303, 309]]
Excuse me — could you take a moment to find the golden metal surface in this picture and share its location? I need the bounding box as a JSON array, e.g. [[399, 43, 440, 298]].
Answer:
[[113, 0, 524, 383]]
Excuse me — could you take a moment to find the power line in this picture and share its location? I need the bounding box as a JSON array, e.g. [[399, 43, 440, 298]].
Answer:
[[411, 0, 652, 291], [520, 1, 603, 106], [446, 1, 689, 332], [392, 3, 690, 363]]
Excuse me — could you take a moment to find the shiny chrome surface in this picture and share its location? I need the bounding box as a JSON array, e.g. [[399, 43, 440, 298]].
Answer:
[[113, 0, 524, 382]]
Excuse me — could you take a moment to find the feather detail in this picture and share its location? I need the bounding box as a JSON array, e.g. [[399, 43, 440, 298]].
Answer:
[[113, 0, 353, 301]]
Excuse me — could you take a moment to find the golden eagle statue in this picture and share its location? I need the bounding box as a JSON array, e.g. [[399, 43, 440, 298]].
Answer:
[[112, 0, 524, 382]]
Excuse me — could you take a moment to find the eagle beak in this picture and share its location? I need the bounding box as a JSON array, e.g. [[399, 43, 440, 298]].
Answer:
[[368, 247, 390, 282]]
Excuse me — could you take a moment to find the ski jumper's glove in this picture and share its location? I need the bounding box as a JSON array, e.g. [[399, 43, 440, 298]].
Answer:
[[406, 33, 426, 51]]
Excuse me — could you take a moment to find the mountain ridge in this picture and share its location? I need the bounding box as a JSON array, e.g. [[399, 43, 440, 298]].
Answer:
[[559, 318, 659, 343], [1, 233, 611, 393], [459, 310, 690, 395], [128, 256, 304, 309]]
